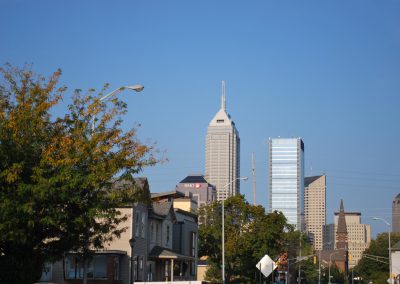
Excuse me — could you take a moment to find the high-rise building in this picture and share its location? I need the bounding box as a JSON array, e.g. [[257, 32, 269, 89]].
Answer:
[[304, 175, 326, 250], [392, 194, 400, 233], [175, 174, 217, 208], [268, 138, 304, 230], [205, 81, 240, 201], [323, 200, 371, 268]]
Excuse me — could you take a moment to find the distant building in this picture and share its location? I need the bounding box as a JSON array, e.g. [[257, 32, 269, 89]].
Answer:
[[268, 137, 304, 230], [320, 200, 349, 276], [393, 194, 400, 233], [304, 175, 326, 250], [391, 241, 400, 281], [175, 174, 217, 208], [323, 200, 371, 268], [205, 81, 240, 201]]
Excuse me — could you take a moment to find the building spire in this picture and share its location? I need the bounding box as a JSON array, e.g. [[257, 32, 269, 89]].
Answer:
[[221, 80, 226, 111], [336, 199, 348, 250]]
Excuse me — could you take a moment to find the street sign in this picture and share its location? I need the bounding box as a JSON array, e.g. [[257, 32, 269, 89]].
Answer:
[[256, 254, 277, 278]]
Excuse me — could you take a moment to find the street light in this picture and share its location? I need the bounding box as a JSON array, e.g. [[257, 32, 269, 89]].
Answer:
[[222, 176, 248, 284], [373, 217, 392, 284], [328, 251, 339, 284], [129, 238, 135, 284], [91, 85, 144, 131]]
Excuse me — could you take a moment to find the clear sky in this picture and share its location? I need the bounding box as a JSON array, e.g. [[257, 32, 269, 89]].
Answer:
[[1, 0, 399, 237]]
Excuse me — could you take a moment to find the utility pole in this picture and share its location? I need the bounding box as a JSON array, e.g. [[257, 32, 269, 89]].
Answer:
[[252, 152, 256, 205]]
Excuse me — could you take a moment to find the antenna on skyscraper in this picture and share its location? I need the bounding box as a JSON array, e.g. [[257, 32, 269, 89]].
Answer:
[[252, 152, 256, 205], [221, 80, 226, 111]]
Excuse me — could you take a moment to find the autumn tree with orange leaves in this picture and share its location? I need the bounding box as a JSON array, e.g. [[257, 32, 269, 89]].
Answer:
[[0, 64, 158, 284]]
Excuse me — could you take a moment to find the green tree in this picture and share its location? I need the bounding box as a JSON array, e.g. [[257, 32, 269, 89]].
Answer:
[[354, 232, 400, 284], [198, 195, 295, 284], [0, 64, 157, 284]]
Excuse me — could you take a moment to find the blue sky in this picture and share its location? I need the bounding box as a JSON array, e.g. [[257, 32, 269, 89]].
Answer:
[[1, 0, 399, 236]]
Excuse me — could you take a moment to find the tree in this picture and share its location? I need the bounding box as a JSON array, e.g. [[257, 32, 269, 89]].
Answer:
[[354, 232, 400, 284], [198, 195, 295, 283], [0, 64, 158, 284]]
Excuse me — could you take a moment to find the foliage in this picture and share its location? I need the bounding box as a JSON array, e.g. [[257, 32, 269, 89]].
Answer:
[[0, 64, 157, 284], [198, 195, 297, 283], [354, 232, 400, 284]]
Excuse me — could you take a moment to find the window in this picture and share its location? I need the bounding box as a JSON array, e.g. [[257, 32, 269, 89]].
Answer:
[[190, 231, 197, 257], [150, 223, 155, 242], [138, 257, 144, 281], [156, 223, 159, 244], [135, 212, 140, 237], [135, 256, 143, 281], [141, 212, 146, 238], [65, 255, 107, 279], [113, 257, 120, 280], [166, 225, 170, 246]]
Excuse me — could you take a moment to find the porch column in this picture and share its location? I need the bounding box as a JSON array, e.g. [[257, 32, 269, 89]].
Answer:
[[171, 259, 174, 282]]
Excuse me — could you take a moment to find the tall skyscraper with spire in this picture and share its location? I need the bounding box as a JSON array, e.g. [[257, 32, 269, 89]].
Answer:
[[205, 81, 240, 201]]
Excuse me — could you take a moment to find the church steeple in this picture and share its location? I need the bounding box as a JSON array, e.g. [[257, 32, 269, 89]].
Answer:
[[336, 199, 348, 250]]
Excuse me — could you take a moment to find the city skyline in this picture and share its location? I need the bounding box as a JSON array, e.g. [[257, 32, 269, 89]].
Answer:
[[1, 1, 399, 236]]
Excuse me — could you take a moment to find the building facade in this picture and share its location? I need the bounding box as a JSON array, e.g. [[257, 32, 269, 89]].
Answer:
[[323, 204, 371, 268], [38, 178, 199, 284], [268, 137, 304, 230], [175, 174, 217, 208], [205, 81, 240, 201], [304, 175, 326, 250], [393, 193, 400, 233]]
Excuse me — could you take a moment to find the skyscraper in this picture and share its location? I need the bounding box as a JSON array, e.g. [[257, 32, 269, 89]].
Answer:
[[205, 81, 240, 201], [304, 175, 326, 250], [268, 138, 304, 230]]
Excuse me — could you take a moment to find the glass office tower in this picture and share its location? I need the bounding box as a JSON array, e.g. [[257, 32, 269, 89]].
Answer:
[[268, 138, 304, 230]]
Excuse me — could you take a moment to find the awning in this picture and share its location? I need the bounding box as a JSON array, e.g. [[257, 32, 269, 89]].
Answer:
[[149, 246, 194, 261]]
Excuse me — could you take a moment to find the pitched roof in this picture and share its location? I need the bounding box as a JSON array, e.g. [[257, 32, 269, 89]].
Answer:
[[151, 190, 185, 200], [152, 202, 173, 217], [208, 84, 236, 128], [337, 199, 348, 234], [304, 175, 324, 187], [112, 176, 151, 205], [179, 175, 208, 184]]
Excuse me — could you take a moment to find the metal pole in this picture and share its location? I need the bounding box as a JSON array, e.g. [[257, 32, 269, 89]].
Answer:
[[298, 236, 301, 284], [222, 197, 225, 284], [221, 177, 247, 284], [329, 258, 331, 284], [252, 153, 256, 205], [373, 217, 392, 284], [130, 248, 134, 284], [318, 250, 321, 284], [389, 227, 392, 284], [328, 252, 338, 284]]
